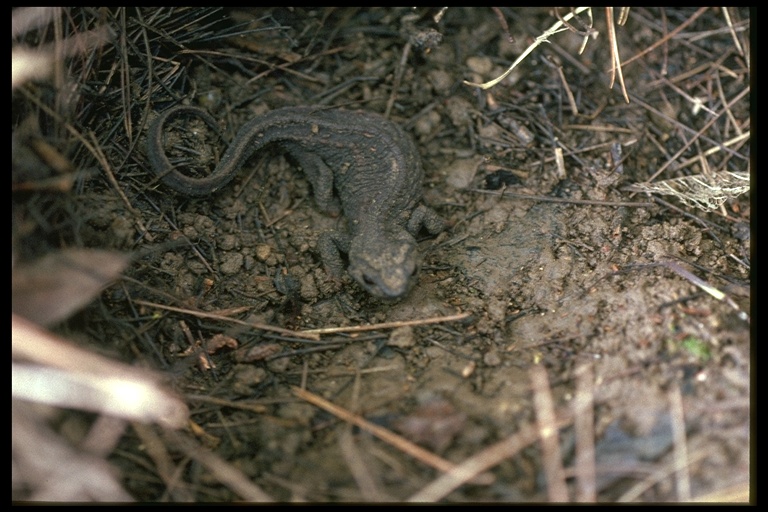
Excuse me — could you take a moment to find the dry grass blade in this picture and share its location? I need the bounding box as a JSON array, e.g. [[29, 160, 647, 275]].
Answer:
[[338, 427, 392, 502], [721, 7, 745, 57], [530, 365, 568, 502], [12, 7, 113, 90], [464, 7, 592, 90], [658, 261, 747, 319], [668, 386, 690, 501], [163, 431, 274, 502], [12, 7, 60, 38], [13, 402, 134, 502], [573, 364, 596, 502], [605, 7, 629, 103], [689, 482, 751, 503], [12, 314, 189, 428]]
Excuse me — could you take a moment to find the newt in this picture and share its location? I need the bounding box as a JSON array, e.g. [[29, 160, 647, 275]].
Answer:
[[147, 105, 444, 299]]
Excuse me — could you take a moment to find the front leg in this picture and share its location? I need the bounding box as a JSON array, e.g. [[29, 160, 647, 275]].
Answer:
[[407, 204, 445, 236], [316, 230, 350, 279]]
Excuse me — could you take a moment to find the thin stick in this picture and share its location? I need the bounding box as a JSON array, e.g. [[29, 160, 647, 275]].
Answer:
[[470, 189, 654, 208], [301, 312, 471, 335], [644, 85, 750, 182], [133, 299, 320, 340], [408, 412, 573, 502], [620, 8, 709, 68], [292, 386, 493, 486]]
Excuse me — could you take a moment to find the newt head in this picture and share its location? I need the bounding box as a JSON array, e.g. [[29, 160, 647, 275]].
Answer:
[[347, 234, 419, 300]]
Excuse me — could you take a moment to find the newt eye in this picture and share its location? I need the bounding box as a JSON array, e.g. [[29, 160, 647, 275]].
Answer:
[[362, 274, 376, 286]]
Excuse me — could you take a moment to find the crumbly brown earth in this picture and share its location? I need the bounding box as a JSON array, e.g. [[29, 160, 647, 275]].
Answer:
[[13, 7, 750, 502]]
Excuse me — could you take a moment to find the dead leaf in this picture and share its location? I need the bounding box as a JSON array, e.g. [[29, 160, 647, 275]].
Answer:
[[12, 249, 129, 326], [392, 398, 467, 453]]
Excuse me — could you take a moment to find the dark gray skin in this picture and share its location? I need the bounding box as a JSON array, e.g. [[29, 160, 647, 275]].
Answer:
[[147, 105, 444, 299]]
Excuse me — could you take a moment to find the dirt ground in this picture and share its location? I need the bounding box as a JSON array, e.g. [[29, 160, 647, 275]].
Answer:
[[12, 7, 751, 502]]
